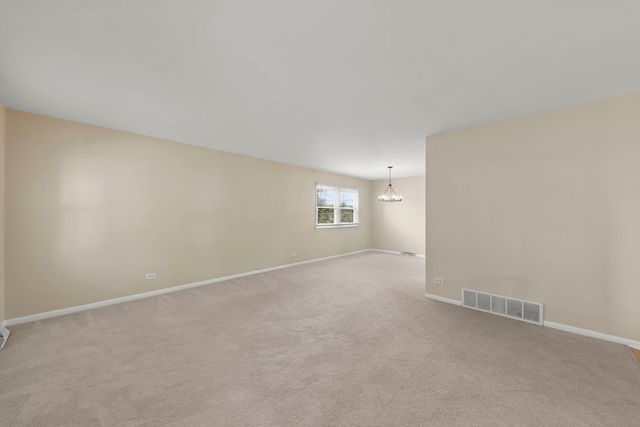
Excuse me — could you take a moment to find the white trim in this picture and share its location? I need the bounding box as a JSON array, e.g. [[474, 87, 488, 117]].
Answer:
[[544, 321, 640, 350], [371, 249, 426, 258], [425, 293, 461, 306], [315, 224, 359, 230], [3, 249, 371, 327], [371, 249, 400, 255], [0, 325, 10, 350]]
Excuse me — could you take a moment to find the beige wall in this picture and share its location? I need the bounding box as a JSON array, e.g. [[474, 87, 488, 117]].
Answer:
[[0, 102, 5, 323], [426, 92, 640, 342], [371, 175, 425, 255], [5, 111, 371, 319]]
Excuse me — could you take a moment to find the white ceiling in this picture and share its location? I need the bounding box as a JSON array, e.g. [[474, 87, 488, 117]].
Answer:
[[1, 1, 640, 180]]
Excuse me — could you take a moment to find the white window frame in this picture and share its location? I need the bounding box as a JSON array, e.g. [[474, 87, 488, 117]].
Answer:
[[315, 183, 359, 229]]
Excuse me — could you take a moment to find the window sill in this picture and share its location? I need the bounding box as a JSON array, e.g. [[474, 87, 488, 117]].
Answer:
[[315, 224, 360, 230]]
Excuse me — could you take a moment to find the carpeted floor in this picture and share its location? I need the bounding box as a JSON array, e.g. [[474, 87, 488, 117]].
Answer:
[[1, 252, 639, 426]]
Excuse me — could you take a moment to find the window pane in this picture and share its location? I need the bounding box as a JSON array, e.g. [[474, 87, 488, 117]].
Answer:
[[317, 208, 334, 224], [340, 191, 355, 208], [340, 209, 354, 223], [317, 189, 335, 207]]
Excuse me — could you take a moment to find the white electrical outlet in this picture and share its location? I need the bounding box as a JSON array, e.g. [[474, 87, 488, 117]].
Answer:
[[291, 252, 296, 257], [145, 273, 156, 280], [434, 277, 444, 284]]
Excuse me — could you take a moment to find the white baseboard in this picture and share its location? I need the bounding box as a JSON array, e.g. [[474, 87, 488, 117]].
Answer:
[[544, 321, 640, 350], [425, 293, 461, 306], [371, 249, 426, 258], [424, 293, 639, 350], [0, 325, 10, 350], [3, 249, 372, 327], [371, 249, 400, 255]]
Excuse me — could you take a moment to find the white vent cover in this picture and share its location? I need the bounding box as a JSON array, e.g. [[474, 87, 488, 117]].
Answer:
[[461, 289, 543, 325]]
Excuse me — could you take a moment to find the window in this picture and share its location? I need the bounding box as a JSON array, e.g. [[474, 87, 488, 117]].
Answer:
[[316, 184, 359, 228]]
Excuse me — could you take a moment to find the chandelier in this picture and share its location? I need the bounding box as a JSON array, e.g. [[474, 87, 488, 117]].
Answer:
[[378, 166, 402, 202]]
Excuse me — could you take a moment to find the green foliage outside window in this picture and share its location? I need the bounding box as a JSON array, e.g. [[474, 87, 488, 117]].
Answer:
[[340, 209, 354, 223], [317, 208, 334, 223]]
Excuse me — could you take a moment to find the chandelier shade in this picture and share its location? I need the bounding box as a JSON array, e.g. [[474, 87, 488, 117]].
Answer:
[[378, 166, 402, 202]]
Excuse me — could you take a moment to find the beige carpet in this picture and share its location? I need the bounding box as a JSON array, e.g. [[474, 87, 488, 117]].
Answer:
[[1, 252, 639, 426]]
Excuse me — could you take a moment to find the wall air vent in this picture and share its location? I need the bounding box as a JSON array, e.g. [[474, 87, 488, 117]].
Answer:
[[461, 289, 543, 325]]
